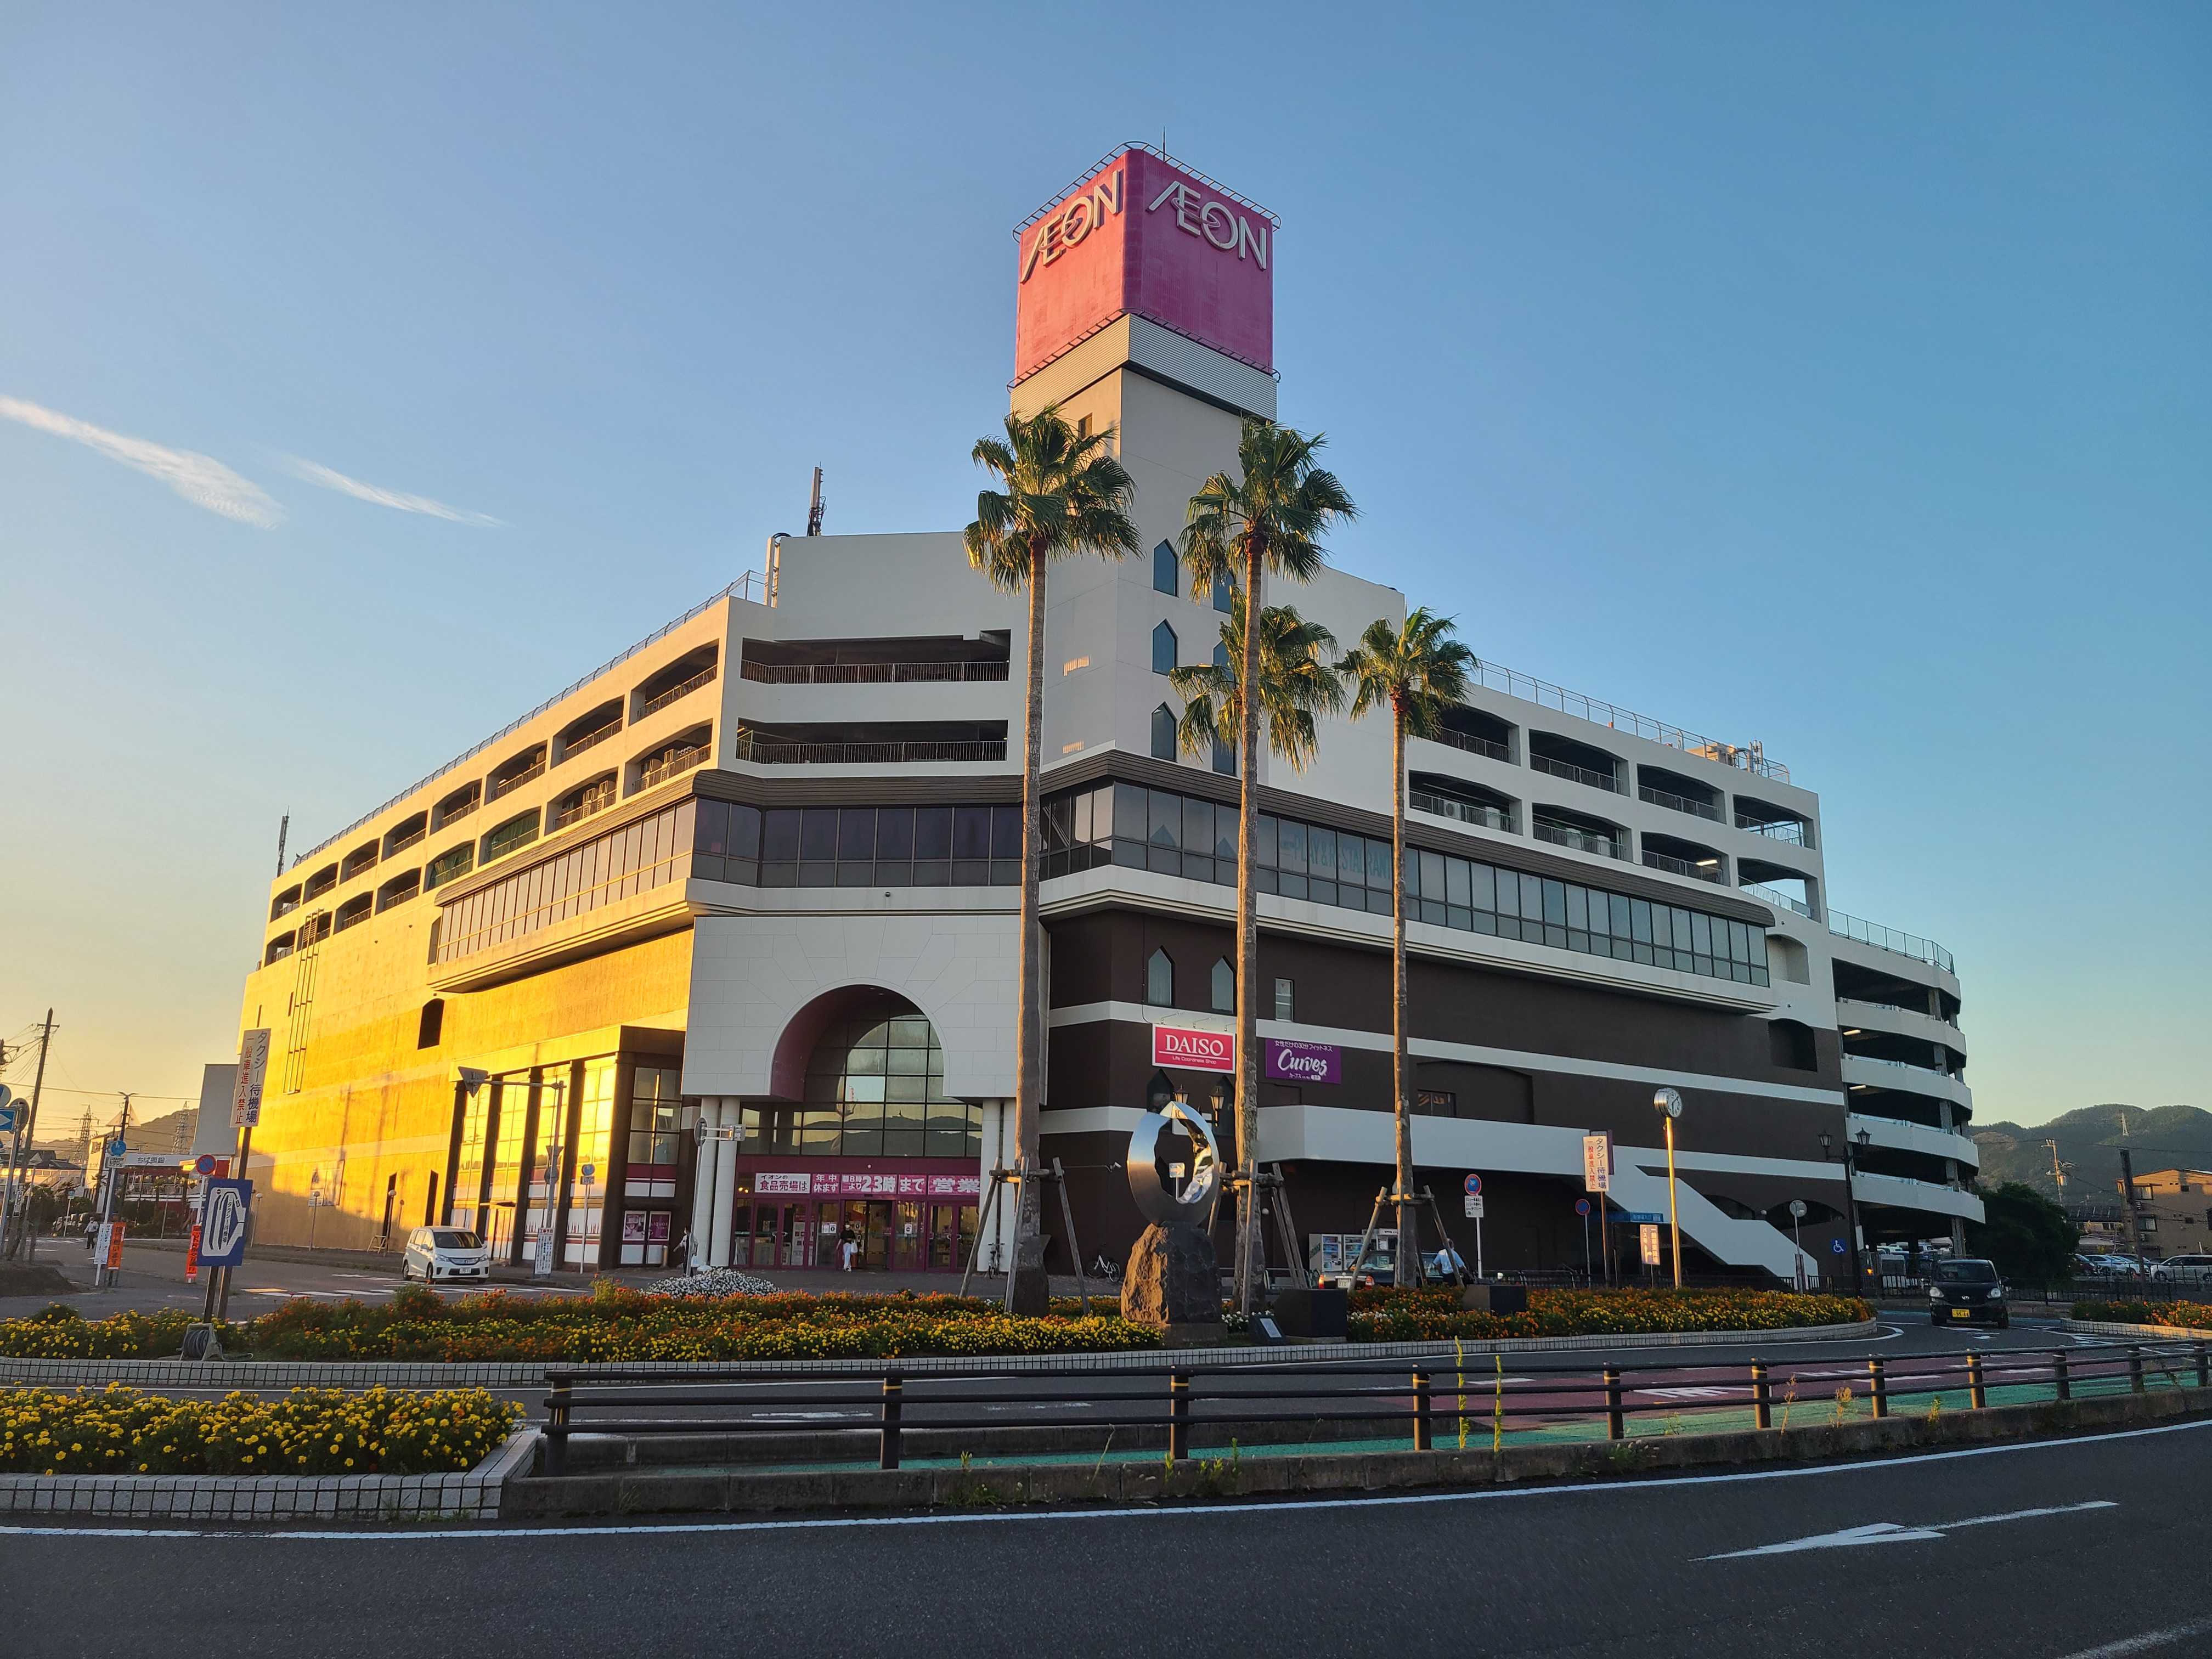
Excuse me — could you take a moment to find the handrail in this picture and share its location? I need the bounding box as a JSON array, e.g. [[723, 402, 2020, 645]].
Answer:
[[485, 757, 546, 803], [1740, 881, 1818, 920], [1409, 791, 1509, 832], [1530, 754, 1621, 794], [1736, 814, 1812, 847], [1642, 849, 1724, 883], [560, 723, 623, 761], [638, 746, 709, 790], [291, 568, 767, 867], [1532, 820, 1626, 860], [1427, 728, 1511, 764], [734, 737, 1008, 765], [739, 659, 1012, 685], [639, 663, 719, 719], [1638, 783, 1722, 822], [1830, 908, 1955, 974], [1463, 657, 1790, 782]]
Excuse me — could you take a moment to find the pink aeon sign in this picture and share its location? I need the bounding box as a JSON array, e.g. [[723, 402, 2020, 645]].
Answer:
[[1152, 1023, 1237, 1074], [1014, 146, 1276, 382]]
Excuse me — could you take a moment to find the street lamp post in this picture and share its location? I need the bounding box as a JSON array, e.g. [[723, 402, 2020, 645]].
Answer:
[[1653, 1087, 1684, 1290]]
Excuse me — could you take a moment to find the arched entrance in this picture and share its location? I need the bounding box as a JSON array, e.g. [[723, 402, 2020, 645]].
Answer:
[[713, 990, 986, 1274]]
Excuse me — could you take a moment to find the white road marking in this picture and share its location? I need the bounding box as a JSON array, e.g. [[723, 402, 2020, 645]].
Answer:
[[1702, 1500, 2117, 1559], [1635, 1387, 1739, 1401], [2054, 1616, 2212, 1659], [0, 1415, 2202, 1543]]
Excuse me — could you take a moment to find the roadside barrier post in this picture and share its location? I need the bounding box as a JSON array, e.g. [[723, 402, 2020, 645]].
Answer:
[[879, 1373, 904, 1471], [1751, 1362, 1772, 1430], [545, 1372, 572, 1479], [1412, 1368, 1433, 1452], [2053, 1349, 2071, 1402], [1604, 1367, 1625, 1440], [1169, 1371, 1191, 1461], [2196, 1342, 2209, 1391], [1967, 1351, 1987, 1411], [2129, 1347, 2145, 1395], [1867, 1357, 1888, 1419]]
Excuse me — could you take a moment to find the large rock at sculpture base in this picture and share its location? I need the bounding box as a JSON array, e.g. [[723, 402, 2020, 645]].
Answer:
[[1120, 1223, 1220, 1329]]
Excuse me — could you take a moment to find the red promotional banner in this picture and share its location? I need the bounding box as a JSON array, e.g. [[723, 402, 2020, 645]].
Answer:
[[185, 1222, 201, 1283], [1152, 1024, 1236, 1073]]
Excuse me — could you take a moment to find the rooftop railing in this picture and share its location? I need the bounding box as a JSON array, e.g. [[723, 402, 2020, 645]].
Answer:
[[1463, 656, 1790, 782], [1530, 754, 1622, 794], [1829, 909, 1955, 975], [1638, 783, 1722, 822], [740, 659, 1011, 686], [291, 567, 768, 868]]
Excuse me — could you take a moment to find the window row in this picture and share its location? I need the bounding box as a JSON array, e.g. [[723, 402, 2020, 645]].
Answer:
[[1041, 782, 1771, 986], [691, 799, 1022, 889], [430, 802, 692, 964]]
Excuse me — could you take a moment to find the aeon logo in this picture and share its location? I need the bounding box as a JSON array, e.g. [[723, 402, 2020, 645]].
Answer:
[[1143, 178, 1269, 268], [1019, 168, 1125, 283]]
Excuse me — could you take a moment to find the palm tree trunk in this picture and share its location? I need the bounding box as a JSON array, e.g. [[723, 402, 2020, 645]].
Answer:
[[1391, 703, 1415, 1286], [1234, 539, 1264, 1312], [1010, 552, 1049, 1294]]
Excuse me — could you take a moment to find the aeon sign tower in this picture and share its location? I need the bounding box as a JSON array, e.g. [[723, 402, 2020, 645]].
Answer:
[[1012, 145, 1277, 383]]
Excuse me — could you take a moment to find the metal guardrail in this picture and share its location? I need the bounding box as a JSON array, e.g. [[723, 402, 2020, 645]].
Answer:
[[638, 747, 709, 789], [1643, 850, 1723, 883], [1830, 909, 1955, 974], [1430, 728, 1511, 764], [539, 1341, 2210, 1476], [1409, 791, 1510, 832], [1530, 754, 1622, 793], [1639, 784, 1723, 822], [291, 570, 766, 867], [1737, 815, 1812, 847], [1463, 658, 1790, 782], [639, 664, 719, 719], [1741, 881, 1818, 920], [1532, 821, 1626, 860], [740, 659, 1011, 685]]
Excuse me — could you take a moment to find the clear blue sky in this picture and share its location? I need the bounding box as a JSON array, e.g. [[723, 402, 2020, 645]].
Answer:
[[3, 3, 2205, 1132]]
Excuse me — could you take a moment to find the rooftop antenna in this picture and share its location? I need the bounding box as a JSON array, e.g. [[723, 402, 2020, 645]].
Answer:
[[274, 813, 289, 877], [806, 467, 825, 537]]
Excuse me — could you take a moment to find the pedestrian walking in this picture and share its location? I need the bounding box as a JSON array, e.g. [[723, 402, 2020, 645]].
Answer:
[[840, 1232, 859, 1273], [676, 1228, 696, 1275]]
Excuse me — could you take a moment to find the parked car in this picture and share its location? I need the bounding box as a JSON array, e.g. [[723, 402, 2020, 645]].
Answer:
[[1928, 1256, 2010, 1327], [402, 1226, 490, 1283], [2151, 1253, 2212, 1284], [2074, 1252, 2144, 1278]]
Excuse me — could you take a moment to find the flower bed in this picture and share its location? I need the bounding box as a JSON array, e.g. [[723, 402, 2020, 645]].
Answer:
[[2073, 1299, 2212, 1331], [0, 1383, 519, 1476], [0, 1287, 1160, 1364], [1344, 1286, 1871, 1342]]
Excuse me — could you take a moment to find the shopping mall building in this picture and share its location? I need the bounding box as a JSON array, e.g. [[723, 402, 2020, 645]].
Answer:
[[232, 145, 1980, 1282]]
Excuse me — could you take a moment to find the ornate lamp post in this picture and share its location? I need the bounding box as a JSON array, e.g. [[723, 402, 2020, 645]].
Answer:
[[1653, 1087, 1685, 1289]]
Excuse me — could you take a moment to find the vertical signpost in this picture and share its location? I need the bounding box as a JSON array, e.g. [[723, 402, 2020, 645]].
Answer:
[[533, 1142, 561, 1277], [211, 1030, 270, 1325], [1576, 1197, 1593, 1283], [1463, 1174, 1484, 1280], [1788, 1198, 1809, 1292], [1582, 1130, 1613, 1286]]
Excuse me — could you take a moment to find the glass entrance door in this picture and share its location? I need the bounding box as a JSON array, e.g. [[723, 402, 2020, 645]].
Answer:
[[892, 1201, 924, 1271]]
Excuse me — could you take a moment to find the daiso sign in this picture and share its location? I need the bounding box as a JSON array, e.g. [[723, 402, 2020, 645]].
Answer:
[[1013, 145, 1276, 381], [1152, 1023, 1236, 1074]]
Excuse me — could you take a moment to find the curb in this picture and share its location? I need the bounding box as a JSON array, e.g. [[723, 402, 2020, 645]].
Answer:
[[500, 1386, 2212, 1520], [0, 1320, 1877, 1390], [0, 1426, 539, 1522], [2062, 1319, 2212, 1342]]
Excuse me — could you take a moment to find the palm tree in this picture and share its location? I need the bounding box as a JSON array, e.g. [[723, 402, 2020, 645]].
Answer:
[[1180, 420, 1356, 1306], [1340, 609, 1475, 1283], [1167, 594, 1344, 776], [965, 405, 1138, 1302]]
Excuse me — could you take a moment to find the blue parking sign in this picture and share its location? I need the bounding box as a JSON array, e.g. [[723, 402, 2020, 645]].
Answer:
[[199, 1180, 252, 1267]]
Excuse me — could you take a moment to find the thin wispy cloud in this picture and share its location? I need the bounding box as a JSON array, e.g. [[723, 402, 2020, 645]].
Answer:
[[282, 456, 503, 526], [0, 394, 283, 528]]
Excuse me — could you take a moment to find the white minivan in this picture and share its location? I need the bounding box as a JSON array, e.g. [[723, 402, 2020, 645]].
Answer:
[[401, 1226, 492, 1284]]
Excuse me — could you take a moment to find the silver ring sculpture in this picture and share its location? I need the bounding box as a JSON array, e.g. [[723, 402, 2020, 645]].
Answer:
[[1126, 1101, 1223, 1231]]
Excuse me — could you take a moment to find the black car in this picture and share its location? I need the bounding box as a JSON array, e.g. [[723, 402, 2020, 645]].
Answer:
[[1928, 1256, 2010, 1328]]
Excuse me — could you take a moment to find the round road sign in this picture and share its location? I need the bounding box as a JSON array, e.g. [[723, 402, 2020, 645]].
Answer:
[[1463, 1173, 1482, 1197], [580, 1163, 597, 1183], [194, 1154, 216, 1176], [1575, 1198, 1591, 1216]]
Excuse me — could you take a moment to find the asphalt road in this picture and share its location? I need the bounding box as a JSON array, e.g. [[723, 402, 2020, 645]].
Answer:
[[9, 1413, 2210, 1657]]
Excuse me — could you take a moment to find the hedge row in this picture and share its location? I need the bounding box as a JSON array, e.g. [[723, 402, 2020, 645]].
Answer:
[[0, 1384, 519, 1476], [1344, 1286, 1871, 1342], [2073, 1299, 2212, 1331]]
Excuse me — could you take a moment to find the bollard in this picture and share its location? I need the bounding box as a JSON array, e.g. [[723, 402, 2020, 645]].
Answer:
[[1604, 1367, 1625, 1441], [2129, 1347, 2146, 1395], [1967, 1351, 1987, 1411], [544, 1372, 572, 1479], [1169, 1371, 1191, 1461], [1868, 1357, 1888, 1419], [2053, 1349, 2071, 1402], [2197, 1342, 2209, 1391], [880, 1373, 904, 1470], [1751, 1362, 1772, 1430], [1412, 1368, 1433, 1452]]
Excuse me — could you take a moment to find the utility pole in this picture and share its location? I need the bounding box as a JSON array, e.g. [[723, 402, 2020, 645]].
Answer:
[[0, 1011, 54, 1260], [2118, 1148, 2147, 1260], [2045, 1139, 2069, 1189]]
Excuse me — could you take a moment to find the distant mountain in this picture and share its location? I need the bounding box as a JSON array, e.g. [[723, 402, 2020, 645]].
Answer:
[[26, 1105, 198, 1163], [1974, 1104, 2212, 1202]]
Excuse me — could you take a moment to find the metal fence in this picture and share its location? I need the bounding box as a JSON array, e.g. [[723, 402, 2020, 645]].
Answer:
[[539, 1340, 2208, 1476]]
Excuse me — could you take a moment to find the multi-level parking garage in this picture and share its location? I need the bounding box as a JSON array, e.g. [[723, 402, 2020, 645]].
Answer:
[[229, 144, 1978, 1277]]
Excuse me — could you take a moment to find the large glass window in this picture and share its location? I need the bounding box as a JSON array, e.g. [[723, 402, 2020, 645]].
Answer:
[[433, 802, 690, 964], [1147, 948, 1174, 1007], [1151, 704, 1177, 761], [741, 993, 981, 1159], [1040, 781, 1769, 989], [562, 1059, 617, 1267], [700, 800, 1017, 891], [1153, 540, 1178, 595], [1151, 621, 1177, 675], [1210, 957, 1234, 1014]]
